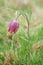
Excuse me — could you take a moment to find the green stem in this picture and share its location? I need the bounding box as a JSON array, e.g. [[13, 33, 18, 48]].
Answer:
[[16, 13, 29, 44]]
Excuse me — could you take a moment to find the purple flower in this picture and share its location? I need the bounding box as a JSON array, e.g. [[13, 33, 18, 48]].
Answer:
[[8, 20, 19, 33]]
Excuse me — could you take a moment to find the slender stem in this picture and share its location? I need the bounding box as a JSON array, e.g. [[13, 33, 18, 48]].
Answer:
[[16, 13, 29, 39]]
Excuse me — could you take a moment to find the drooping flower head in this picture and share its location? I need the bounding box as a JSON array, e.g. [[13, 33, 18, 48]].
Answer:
[[8, 20, 19, 34]]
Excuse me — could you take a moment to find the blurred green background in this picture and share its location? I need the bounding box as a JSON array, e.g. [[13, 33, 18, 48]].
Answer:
[[0, 0, 43, 65]]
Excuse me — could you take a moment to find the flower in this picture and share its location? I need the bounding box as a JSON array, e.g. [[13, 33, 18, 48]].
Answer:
[[8, 20, 19, 34]]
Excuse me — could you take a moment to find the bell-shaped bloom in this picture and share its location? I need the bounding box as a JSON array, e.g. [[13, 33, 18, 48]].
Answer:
[[8, 20, 19, 33]]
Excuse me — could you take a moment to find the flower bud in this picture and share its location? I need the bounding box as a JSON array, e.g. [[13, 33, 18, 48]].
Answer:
[[8, 20, 19, 34]]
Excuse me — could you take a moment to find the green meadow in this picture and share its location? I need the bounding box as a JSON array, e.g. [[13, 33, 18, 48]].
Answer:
[[0, 0, 43, 65]]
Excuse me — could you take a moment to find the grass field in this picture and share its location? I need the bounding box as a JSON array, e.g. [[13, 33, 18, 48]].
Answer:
[[0, 0, 43, 65]]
